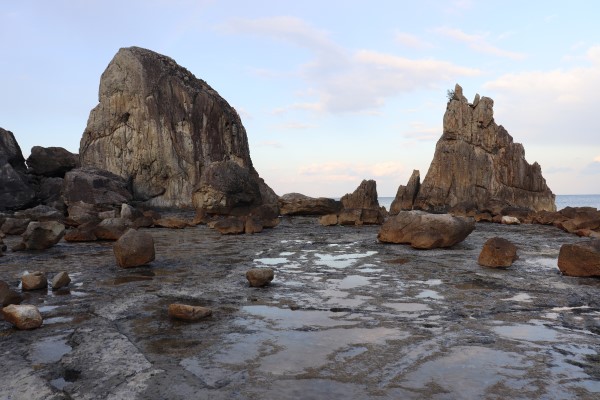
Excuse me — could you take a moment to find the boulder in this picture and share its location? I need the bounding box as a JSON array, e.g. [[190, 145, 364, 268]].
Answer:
[[79, 46, 277, 213], [26, 146, 79, 177], [66, 201, 101, 225], [1, 304, 43, 330], [279, 193, 342, 216], [246, 268, 274, 287], [154, 218, 188, 229], [120, 203, 144, 221], [248, 204, 280, 228], [21, 271, 48, 291], [501, 216, 521, 225], [168, 304, 212, 321], [319, 214, 338, 226], [390, 170, 420, 215], [113, 229, 155, 268], [0, 128, 36, 211], [478, 237, 518, 268], [1, 218, 31, 235], [14, 205, 63, 221], [19, 221, 65, 250], [93, 218, 130, 240], [0, 280, 23, 307], [38, 176, 66, 211], [245, 216, 263, 234], [378, 210, 475, 249], [63, 167, 132, 209], [337, 180, 385, 225], [52, 271, 71, 290], [63, 222, 98, 242], [414, 84, 555, 214], [213, 217, 245, 235], [557, 240, 600, 277]]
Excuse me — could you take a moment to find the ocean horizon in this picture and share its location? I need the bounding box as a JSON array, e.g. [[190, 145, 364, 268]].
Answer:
[[377, 194, 600, 212]]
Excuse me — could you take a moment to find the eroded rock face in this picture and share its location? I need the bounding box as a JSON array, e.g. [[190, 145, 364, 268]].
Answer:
[[0, 128, 35, 211], [80, 46, 276, 213], [414, 84, 555, 214], [377, 210, 475, 249], [390, 170, 420, 215]]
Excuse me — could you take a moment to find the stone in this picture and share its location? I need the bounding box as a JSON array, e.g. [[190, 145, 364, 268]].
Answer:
[[63, 167, 132, 208], [154, 218, 188, 229], [248, 204, 280, 229], [377, 210, 475, 249], [93, 218, 130, 240], [26, 146, 79, 177], [474, 212, 493, 223], [338, 209, 363, 226], [557, 240, 600, 277], [79, 46, 277, 213], [66, 201, 101, 225], [1, 218, 31, 235], [120, 203, 143, 221], [319, 214, 338, 226], [414, 84, 555, 214], [0, 128, 36, 211], [213, 217, 245, 234], [38, 176, 65, 210], [390, 170, 420, 214], [19, 221, 65, 250], [1, 304, 43, 330], [168, 304, 212, 321], [21, 271, 48, 291], [279, 193, 342, 216], [246, 268, 274, 287], [478, 237, 518, 268], [0, 280, 23, 307], [14, 205, 63, 221], [245, 216, 263, 234], [501, 216, 521, 225], [52, 271, 71, 290], [113, 229, 155, 268], [98, 210, 118, 220], [338, 180, 385, 225], [63, 222, 98, 242]]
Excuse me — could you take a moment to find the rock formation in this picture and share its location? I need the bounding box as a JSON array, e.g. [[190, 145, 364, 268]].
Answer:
[[279, 193, 341, 216], [0, 128, 35, 211], [79, 46, 276, 214], [26, 146, 79, 177], [390, 170, 420, 215], [326, 180, 385, 225], [478, 237, 518, 268], [408, 84, 555, 214]]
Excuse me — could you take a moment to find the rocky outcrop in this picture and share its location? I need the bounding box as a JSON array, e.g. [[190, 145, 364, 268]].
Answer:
[[413, 84, 555, 214], [390, 170, 420, 215], [0, 128, 35, 211], [279, 193, 341, 216], [26, 146, 79, 177], [377, 210, 475, 249], [557, 240, 600, 277], [478, 237, 518, 268], [79, 46, 276, 214]]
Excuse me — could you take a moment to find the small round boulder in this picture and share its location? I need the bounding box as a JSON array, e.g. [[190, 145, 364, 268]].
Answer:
[[2, 304, 43, 330], [168, 304, 212, 321], [52, 271, 71, 290], [478, 237, 518, 268], [246, 268, 274, 287], [113, 229, 155, 268], [22, 271, 48, 291]]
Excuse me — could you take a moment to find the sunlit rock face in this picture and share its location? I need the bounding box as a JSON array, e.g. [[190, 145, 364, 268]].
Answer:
[[80, 46, 276, 213], [413, 84, 555, 214]]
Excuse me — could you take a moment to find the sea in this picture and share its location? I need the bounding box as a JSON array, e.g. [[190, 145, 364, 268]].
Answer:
[[377, 194, 600, 212]]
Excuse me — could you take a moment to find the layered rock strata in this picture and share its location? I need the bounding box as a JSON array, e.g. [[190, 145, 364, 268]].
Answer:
[[403, 84, 555, 214], [79, 46, 276, 213]]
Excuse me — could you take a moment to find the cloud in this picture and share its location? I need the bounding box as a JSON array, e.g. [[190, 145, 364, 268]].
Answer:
[[582, 161, 600, 175], [222, 16, 480, 114], [435, 27, 526, 60], [257, 140, 283, 148], [483, 45, 600, 145], [299, 161, 405, 179], [272, 122, 316, 130], [395, 32, 433, 49], [401, 121, 440, 141]]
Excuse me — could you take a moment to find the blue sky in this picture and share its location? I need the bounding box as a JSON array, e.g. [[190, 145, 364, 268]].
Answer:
[[2, 0, 600, 196]]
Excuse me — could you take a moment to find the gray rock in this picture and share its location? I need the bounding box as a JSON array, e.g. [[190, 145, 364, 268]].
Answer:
[[52, 271, 71, 290], [26, 146, 79, 177], [0, 280, 23, 307], [63, 167, 132, 208], [1, 217, 31, 235], [19, 221, 65, 250], [22, 271, 48, 290]]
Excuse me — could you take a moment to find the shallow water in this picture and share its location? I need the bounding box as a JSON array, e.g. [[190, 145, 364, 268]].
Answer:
[[1, 217, 600, 399]]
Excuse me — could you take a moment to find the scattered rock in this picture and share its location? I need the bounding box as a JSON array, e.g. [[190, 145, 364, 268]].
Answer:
[[93, 218, 130, 240], [378, 210, 475, 249], [501, 216, 521, 225], [19, 221, 65, 250], [21, 271, 48, 291], [0, 280, 23, 307], [38, 176, 66, 211], [279, 193, 341, 216], [1, 304, 43, 330], [478, 237, 518, 268], [168, 304, 212, 321], [414, 84, 555, 214], [14, 205, 63, 221], [213, 217, 245, 235], [246, 268, 275, 287], [63, 222, 98, 242], [26, 146, 79, 177], [52, 271, 71, 290], [319, 214, 338, 226], [390, 170, 420, 214], [1, 218, 31, 235], [113, 229, 155, 268], [557, 240, 600, 277], [154, 218, 188, 229]]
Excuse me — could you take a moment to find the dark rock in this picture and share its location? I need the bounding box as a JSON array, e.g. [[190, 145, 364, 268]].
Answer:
[[341, 179, 380, 210], [14, 205, 63, 221], [52, 271, 71, 290], [279, 193, 341, 216], [557, 240, 600, 277], [63, 222, 98, 242], [378, 210, 475, 249], [93, 218, 130, 240], [248, 204, 280, 228], [26, 146, 79, 177], [213, 217, 245, 235], [0, 280, 23, 307], [390, 170, 420, 214], [120, 204, 144, 221], [1, 218, 31, 235], [246, 268, 274, 287], [37, 176, 66, 211], [63, 167, 132, 208], [113, 229, 155, 268], [478, 237, 518, 268], [0, 128, 36, 211], [19, 221, 65, 250]]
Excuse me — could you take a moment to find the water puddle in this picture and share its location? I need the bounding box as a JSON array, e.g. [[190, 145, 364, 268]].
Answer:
[[502, 293, 533, 302], [415, 290, 444, 300], [315, 251, 377, 269], [243, 305, 357, 329], [493, 323, 559, 342], [337, 275, 371, 290], [30, 334, 72, 364], [254, 257, 289, 265], [383, 303, 431, 313]]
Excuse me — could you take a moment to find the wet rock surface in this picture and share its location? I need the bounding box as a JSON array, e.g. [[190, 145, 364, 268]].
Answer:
[[1, 216, 599, 399]]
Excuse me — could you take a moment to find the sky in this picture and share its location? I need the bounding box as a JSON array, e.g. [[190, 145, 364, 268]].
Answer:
[[1, 0, 600, 197]]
